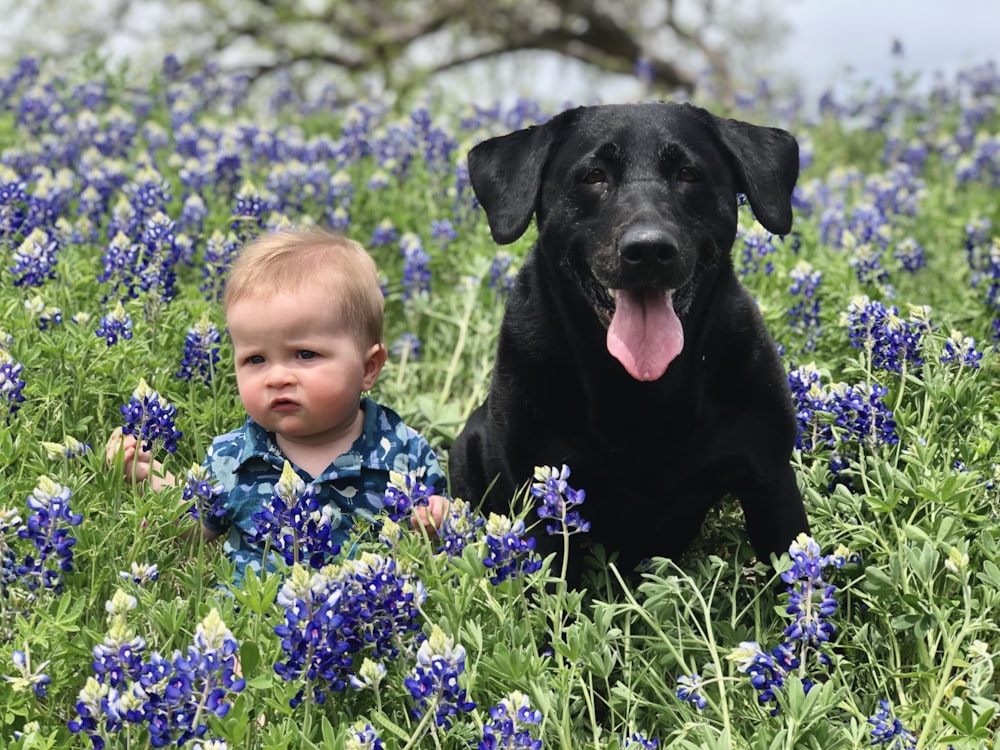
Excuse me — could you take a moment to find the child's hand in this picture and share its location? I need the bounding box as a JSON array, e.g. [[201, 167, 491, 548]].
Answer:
[[105, 427, 154, 485], [410, 494, 451, 539]]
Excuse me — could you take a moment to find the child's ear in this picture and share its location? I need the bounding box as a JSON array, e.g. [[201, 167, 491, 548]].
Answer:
[[362, 342, 387, 390]]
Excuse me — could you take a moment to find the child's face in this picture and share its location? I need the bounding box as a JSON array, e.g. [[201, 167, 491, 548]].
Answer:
[[227, 281, 384, 445]]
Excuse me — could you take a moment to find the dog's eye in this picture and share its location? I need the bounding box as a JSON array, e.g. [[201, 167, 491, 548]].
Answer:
[[677, 167, 699, 183], [583, 168, 606, 184]]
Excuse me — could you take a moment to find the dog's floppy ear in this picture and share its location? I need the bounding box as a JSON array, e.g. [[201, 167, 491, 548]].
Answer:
[[467, 118, 561, 245], [711, 115, 800, 236]]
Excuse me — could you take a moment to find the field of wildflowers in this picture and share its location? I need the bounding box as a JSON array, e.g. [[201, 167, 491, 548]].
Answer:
[[1, 53, 1000, 749]]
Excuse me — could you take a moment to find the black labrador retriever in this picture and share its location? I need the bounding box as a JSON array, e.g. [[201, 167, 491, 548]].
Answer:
[[448, 102, 809, 577]]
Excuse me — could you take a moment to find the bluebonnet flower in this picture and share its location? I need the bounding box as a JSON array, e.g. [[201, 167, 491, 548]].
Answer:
[[622, 733, 659, 749], [866, 164, 926, 218], [482, 513, 543, 585], [940, 329, 983, 369], [25, 295, 63, 330], [248, 461, 341, 569], [727, 640, 799, 711], [93, 107, 140, 160], [177, 155, 213, 194], [10, 226, 58, 287], [420, 126, 457, 173], [843, 296, 929, 373], [118, 562, 159, 585], [176, 314, 222, 385], [330, 170, 355, 209], [944, 545, 970, 576], [787, 260, 822, 351], [370, 218, 398, 248], [120, 378, 183, 453], [867, 700, 918, 749], [787, 364, 829, 453], [780, 534, 842, 659], [346, 720, 386, 750], [893, 236, 926, 273], [955, 131, 1000, 187], [348, 657, 387, 692], [0, 349, 27, 423], [847, 240, 894, 297], [451, 161, 477, 224], [827, 382, 899, 449], [231, 181, 267, 240], [383, 469, 432, 523], [488, 251, 517, 298], [478, 690, 543, 750], [90, 589, 146, 689], [964, 217, 993, 282], [124, 164, 172, 217], [97, 230, 141, 302], [367, 168, 391, 190], [136, 210, 182, 308], [178, 193, 208, 236], [25, 167, 75, 231], [378, 517, 404, 548], [400, 232, 432, 300], [3, 646, 51, 698], [198, 230, 242, 303], [182, 464, 226, 524], [725, 535, 852, 712], [192, 741, 229, 750], [0, 166, 28, 248], [391, 332, 422, 362], [404, 624, 476, 729], [531, 464, 590, 536], [430, 218, 457, 247], [437, 498, 484, 558], [788, 364, 899, 473], [737, 221, 782, 276], [95, 301, 134, 347], [70, 607, 246, 749], [329, 204, 351, 231], [273, 554, 426, 707], [970, 239, 1000, 339], [675, 674, 708, 709], [1, 508, 21, 599], [14, 476, 83, 594]]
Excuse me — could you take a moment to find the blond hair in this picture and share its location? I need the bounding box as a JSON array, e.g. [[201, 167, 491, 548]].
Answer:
[[224, 228, 384, 348]]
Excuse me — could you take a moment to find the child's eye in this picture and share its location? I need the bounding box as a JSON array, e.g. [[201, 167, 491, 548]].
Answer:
[[247, 355, 265, 365], [297, 350, 317, 360]]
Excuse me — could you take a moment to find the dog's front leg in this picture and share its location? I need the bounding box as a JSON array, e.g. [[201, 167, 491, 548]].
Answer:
[[738, 465, 809, 565]]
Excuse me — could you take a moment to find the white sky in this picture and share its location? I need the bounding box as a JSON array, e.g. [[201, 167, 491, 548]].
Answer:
[[775, 0, 1000, 92]]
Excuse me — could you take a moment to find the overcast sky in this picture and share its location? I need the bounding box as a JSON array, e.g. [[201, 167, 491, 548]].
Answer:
[[778, 0, 999, 90]]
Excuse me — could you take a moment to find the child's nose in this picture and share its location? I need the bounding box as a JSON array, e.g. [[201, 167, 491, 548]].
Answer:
[[265, 363, 295, 387]]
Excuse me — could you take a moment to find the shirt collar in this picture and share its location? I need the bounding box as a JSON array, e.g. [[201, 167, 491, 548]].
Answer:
[[234, 398, 392, 476]]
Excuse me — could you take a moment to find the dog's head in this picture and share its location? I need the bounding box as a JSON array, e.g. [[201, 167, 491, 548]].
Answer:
[[468, 102, 799, 381]]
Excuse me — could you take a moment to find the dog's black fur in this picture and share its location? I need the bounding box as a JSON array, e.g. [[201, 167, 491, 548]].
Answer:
[[448, 102, 809, 577]]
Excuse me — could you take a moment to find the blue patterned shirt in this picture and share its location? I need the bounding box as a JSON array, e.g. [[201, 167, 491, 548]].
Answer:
[[201, 398, 445, 581]]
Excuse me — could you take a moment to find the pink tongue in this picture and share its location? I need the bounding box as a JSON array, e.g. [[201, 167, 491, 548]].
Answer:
[[607, 288, 684, 381]]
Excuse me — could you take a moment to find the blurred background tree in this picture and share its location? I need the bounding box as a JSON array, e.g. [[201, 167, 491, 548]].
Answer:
[[2, 0, 790, 102]]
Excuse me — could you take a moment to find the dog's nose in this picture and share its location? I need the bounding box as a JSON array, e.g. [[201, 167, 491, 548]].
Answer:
[[619, 225, 678, 270]]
